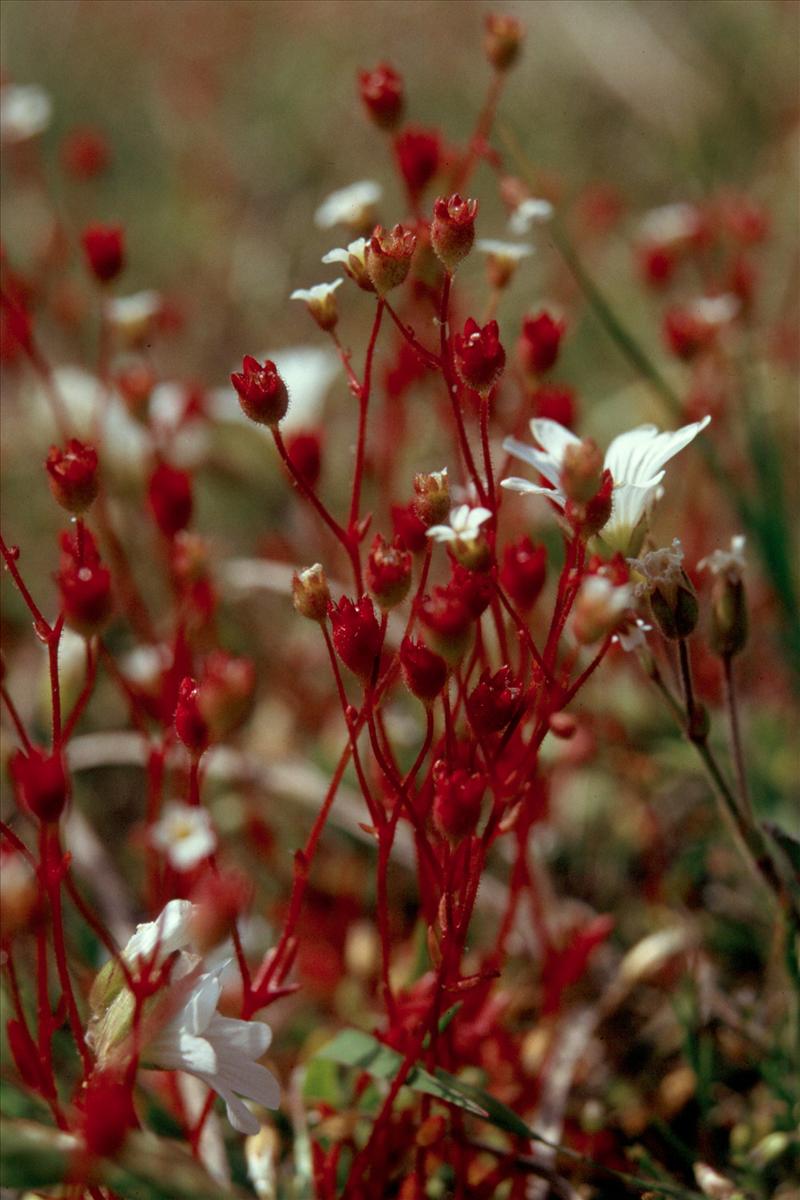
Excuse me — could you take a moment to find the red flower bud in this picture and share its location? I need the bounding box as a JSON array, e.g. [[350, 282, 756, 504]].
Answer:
[[467, 666, 524, 736], [449, 563, 494, 618], [286, 430, 322, 488], [196, 651, 255, 740], [663, 307, 714, 361], [431, 193, 478, 271], [81, 223, 125, 283], [400, 636, 448, 704], [174, 676, 209, 756], [82, 1071, 136, 1160], [419, 584, 473, 665], [394, 125, 441, 198], [532, 383, 577, 428], [45, 439, 98, 513], [366, 224, 417, 295], [432, 762, 485, 843], [391, 502, 428, 554], [500, 536, 546, 609], [366, 534, 412, 609], [358, 63, 404, 129], [56, 528, 113, 635], [147, 461, 193, 538], [329, 595, 382, 679], [61, 127, 109, 180], [10, 746, 68, 823], [518, 311, 565, 375], [484, 13, 524, 72], [637, 244, 675, 289], [231, 356, 289, 426], [454, 317, 505, 394]]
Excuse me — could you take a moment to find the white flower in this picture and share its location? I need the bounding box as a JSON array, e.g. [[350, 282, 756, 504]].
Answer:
[[426, 504, 492, 546], [122, 898, 195, 967], [686, 294, 739, 327], [151, 803, 217, 872], [572, 575, 633, 645], [114, 902, 279, 1134], [637, 202, 702, 246], [476, 239, 534, 262], [105, 290, 162, 343], [321, 237, 368, 268], [501, 415, 711, 555], [615, 616, 652, 653], [508, 198, 554, 236], [0, 84, 52, 144], [698, 534, 746, 582], [314, 180, 382, 230], [211, 345, 339, 434], [290, 280, 343, 304]]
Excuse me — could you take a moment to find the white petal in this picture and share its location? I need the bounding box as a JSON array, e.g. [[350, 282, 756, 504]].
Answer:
[[425, 524, 456, 543], [206, 1012, 272, 1058], [530, 418, 582, 463], [499, 477, 565, 505], [502, 436, 563, 488], [122, 900, 195, 965]]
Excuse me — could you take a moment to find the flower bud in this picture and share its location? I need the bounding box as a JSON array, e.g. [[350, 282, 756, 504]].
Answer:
[[358, 63, 404, 129], [500, 536, 546, 609], [649, 576, 699, 640], [45, 439, 99, 513], [709, 576, 747, 658], [566, 469, 613, 538], [231, 356, 289, 426], [394, 125, 441, 198], [400, 636, 448, 704], [467, 666, 523, 735], [56, 528, 113, 635], [419, 586, 472, 665], [10, 746, 68, 823], [174, 676, 209, 756], [147, 461, 193, 538], [432, 762, 485, 843], [412, 468, 450, 527], [560, 438, 603, 503], [366, 534, 412, 609], [431, 194, 478, 271], [454, 318, 505, 395], [329, 595, 382, 679], [391, 502, 429, 553], [285, 430, 322, 488], [533, 383, 577, 428], [81, 223, 125, 283], [484, 13, 524, 72], [197, 651, 255, 740], [366, 224, 416, 295], [517, 310, 565, 375], [292, 563, 330, 622]]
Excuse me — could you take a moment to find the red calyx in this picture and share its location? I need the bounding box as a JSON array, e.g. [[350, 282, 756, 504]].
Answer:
[[394, 125, 441, 198], [449, 563, 493, 618], [81, 223, 125, 283], [231, 356, 289, 426], [637, 244, 675, 289], [500, 536, 546, 610], [358, 63, 404, 130], [328, 595, 382, 680], [286, 430, 322, 488], [82, 1071, 137, 1159], [432, 762, 485, 843], [400, 636, 448, 704], [431, 193, 478, 271], [45, 439, 99, 513], [147, 461, 193, 538], [518, 310, 566, 375], [566, 468, 614, 537], [366, 534, 412, 609], [366, 224, 417, 295], [10, 746, 68, 823], [55, 527, 113, 635], [467, 666, 524, 736], [454, 317, 506, 395], [532, 383, 577, 428], [174, 676, 210, 756], [391, 502, 429, 554]]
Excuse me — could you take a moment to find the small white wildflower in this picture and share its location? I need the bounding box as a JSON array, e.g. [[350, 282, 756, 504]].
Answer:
[[508, 198, 554, 236], [638, 202, 702, 246], [698, 534, 746, 582], [151, 802, 216, 872], [614, 616, 652, 653], [0, 83, 52, 144], [476, 239, 534, 261], [686, 294, 739, 327], [314, 180, 382, 230], [501, 415, 711, 555], [289, 280, 343, 304], [105, 290, 162, 345], [426, 504, 492, 546]]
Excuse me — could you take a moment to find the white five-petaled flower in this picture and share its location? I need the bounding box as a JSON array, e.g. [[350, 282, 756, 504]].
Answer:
[[151, 802, 217, 872], [290, 280, 343, 304], [426, 504, 492, 547], [112, 901, 279, 1134], [0, 83, 52, 144], [314, 181, 382, 230], [698, 534, 747, 582], [501, 415, 711, 555], [508, 198, 554, 236], [145, 959, 280, 1135], [476, 239, 534, 262]]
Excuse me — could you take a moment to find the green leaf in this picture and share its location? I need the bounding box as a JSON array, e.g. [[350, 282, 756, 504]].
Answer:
[[303, 1055, 344, 1106]]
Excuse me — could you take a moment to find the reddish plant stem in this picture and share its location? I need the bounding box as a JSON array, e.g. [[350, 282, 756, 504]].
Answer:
[[0, 534, 50, 633], [1, 684, 34, 751], [561, 638, 612, 706], [438, 274, 487, 504], [47, 615, 65, 748], [43, 828, 93, 1075], [349, 299, 385, 534], [383, 299, 441, 369]]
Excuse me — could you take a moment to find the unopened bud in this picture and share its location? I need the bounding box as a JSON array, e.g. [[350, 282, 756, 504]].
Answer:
[[366, 534, 412, 609], [710, 576, 747, 658], [413, 468, 450, 526], [560, 438, 603, 503], [649, 573, 698, 640], [484, 13, 524, 72], [431, 194, 478, 271], [366, 224, 416, 295], [292, 563, 331, 622]]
